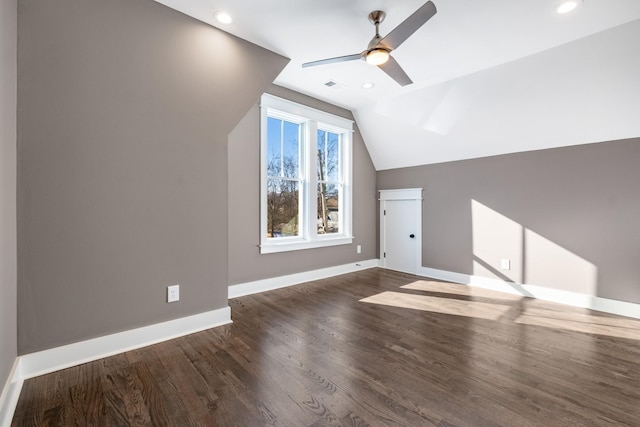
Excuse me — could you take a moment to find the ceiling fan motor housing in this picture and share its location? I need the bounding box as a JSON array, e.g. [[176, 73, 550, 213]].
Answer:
[[368, 10, 386, 25], [368, 11, 387, 51]]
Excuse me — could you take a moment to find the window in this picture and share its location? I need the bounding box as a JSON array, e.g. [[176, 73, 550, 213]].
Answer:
[[260, 94, 353, 254]]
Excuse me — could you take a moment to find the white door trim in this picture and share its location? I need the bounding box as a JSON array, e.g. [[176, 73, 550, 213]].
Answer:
[[379, 188, 423, 201]]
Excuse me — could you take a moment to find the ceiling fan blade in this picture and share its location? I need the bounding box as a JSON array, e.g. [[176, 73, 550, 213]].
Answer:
[[378, 56, 413, 86], [377, 1, 437, 51], [302, 53, 364, 68]]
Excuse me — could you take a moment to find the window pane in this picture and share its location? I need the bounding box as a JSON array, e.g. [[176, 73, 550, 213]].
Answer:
[[326, 132, 340, 182], [283, 121, 300, 176], [317, 183, 339, 234], [267, 117, 282, 177], [317, 130, 339, 182], [267, 178, 299, 238], [267, 117, 300, 178]]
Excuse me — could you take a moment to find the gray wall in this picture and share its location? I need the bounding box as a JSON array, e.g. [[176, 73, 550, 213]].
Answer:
[[228, 85, 377, 285], [1, 0, 17, 386], [17, 0, 288, 354], [378, 138, 640, 305]]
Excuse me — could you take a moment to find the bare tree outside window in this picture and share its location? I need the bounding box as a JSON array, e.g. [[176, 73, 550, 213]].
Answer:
[[317, 130, 341, 234], [267, 157, 299, 237], [266, 117, 301, 238]]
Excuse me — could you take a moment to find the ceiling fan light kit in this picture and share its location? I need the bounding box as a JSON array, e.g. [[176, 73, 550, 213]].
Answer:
[[302, 1, 438, 86], [366, 48, 390, 65]]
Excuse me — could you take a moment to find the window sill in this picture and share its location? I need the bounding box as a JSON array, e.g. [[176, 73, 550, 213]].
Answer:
[[260, 236, 353, 254]]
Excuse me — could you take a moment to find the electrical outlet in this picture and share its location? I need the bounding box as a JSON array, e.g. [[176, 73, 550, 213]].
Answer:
[[501, 259, 511, 270], [167, 284, 180, 303], [357, 245, 362, 254]]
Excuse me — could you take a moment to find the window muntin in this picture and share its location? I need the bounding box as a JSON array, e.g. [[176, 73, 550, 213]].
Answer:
[[260, 94, 353, 253]]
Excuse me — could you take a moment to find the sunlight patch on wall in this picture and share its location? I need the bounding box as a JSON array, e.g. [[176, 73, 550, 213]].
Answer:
[[360, 291, 512, 321], [524, 229, 597, 295], [471, 200, 597, 296], [471, 200, 523, 283]]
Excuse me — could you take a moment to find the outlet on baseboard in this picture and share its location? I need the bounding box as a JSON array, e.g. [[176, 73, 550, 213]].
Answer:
[[167, 284, 180, 303], [501, 259, 511, 270]]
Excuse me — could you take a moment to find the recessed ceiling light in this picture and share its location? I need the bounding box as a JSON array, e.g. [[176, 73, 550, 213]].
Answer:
[[362, 82, 375, 89], [213, 11, 233, 24], [556, 0, 582, 14]]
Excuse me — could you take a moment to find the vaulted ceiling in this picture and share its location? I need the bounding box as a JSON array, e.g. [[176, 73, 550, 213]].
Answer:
[[154, 0, 640, 169]]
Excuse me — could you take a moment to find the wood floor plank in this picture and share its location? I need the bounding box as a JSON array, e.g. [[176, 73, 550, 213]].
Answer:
[[11, 269, 640, 426], [67, 362, 106, 426]]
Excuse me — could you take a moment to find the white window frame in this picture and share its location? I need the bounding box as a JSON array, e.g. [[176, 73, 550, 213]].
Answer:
[[260, 94, 353, 254]]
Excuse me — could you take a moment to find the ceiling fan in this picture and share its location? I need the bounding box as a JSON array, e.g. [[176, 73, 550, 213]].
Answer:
[[302, 1, 437, 86]]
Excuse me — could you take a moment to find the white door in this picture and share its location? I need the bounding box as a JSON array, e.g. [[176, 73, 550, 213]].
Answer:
[[380, 189, 422, 274]]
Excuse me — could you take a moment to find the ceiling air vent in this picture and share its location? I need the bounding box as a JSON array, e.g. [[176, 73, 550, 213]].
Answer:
[[323, 80, 346, 89]]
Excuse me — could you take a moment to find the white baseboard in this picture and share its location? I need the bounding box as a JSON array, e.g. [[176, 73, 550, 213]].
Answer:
[[418, 266, 640, 320], [229, 259, 379, 299], [0, 307, 231, 426], [19, 306, 231, 380], [0, 359, 23, 427], [5, 261, 635, 425]]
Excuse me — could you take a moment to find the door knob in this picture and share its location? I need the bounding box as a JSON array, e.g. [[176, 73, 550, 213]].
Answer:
[[409, 234, 415, 238]]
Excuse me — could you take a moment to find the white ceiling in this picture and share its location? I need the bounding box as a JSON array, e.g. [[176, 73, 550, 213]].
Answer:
[[154, 0, 640, 169]]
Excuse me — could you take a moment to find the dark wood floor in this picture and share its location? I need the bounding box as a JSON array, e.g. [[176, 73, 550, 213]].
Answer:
[[12, 268, 640, 426]]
